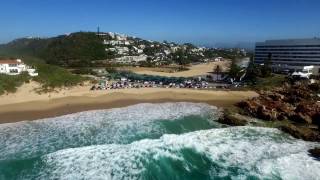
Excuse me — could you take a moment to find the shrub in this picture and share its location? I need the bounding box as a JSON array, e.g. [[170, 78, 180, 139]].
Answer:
[[71, 68, 98, 75], [0, 72, 30, 95], [33, 63, 86, 91]]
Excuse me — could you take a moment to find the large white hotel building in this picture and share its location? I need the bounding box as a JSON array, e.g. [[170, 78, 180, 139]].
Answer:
[[255, 38, 320, 75]]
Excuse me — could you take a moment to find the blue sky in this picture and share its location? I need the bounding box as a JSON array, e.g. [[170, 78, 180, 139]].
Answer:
[[1, 0, 320, 46]]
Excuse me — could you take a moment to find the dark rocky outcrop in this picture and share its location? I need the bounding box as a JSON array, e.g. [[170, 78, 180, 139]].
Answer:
[[289, 113, 312, 124], [236, 81, 320, 142], [308, 148, 320, 160], [313, 113, 320, 127], [278, 124, 320, 142], [238, 82, 320, 123], [218, 113, 248, 126]]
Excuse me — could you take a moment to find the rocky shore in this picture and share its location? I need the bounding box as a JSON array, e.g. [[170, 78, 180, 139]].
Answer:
[[219, 80, 320, 158], [309, 148, 320, 160]]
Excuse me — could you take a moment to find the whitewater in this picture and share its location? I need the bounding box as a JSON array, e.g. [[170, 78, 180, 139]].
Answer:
[[0, 102, 319, 179]]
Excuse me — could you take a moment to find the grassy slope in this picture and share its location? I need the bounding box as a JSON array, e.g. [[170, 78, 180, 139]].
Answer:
[[251, 74, 286, 91], [0, 32, 110, 67], [0, 33, 101, 94], [33, 63, 86, 92], [0, 46, 87, 94], [0, 64, 87, 95]]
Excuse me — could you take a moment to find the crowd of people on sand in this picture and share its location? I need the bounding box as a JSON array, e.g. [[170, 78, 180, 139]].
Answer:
[[90, 77, 227, 91]]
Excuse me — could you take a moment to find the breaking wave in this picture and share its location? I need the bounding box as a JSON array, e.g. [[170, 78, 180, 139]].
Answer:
[[0, 102, 319, 180], [26, 127, 320, 179], [0, 103, 220, 160]]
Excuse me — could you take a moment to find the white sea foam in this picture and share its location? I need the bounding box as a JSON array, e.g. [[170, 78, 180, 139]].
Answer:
[[35, 127, 320, 180], [0, 102, 219, 160]]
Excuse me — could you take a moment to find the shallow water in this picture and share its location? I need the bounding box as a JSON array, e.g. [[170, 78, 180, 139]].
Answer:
[[0, 102, 319, 179]]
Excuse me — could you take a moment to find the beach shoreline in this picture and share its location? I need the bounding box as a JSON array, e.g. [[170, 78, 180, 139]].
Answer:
[[0, 83, 258, 123]]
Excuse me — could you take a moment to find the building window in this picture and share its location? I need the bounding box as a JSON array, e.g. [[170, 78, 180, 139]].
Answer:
[[9, 69, 18, 73]]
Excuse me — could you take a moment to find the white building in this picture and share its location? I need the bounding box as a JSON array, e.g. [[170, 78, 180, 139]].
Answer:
[[116, 47, 130, 55], [132, 46, 144, 54], [114, 55, 147, 64], [106, 48, 117, 52], [107, 32, 116, 39], [164, 50, 171, 55], [103, 39, 131, 46], [170, 46, 179, 53], [255, 38, 320, 75], [0, 59, 38, 76], [139, 45, 146, 49], [214, 57, 223, 62], [115, 34, 127, 41]]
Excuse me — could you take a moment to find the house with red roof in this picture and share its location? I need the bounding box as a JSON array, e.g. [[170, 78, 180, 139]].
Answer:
[[0, 59, 38, 76]]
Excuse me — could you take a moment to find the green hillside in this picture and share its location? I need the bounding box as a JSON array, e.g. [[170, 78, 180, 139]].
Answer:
[[0, 32, 102, 93], [0, 32, 111, 67]]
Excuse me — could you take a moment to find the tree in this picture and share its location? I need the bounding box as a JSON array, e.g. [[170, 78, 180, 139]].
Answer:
[[245, 56, 260, 84], [228, 60, 241, 82], [139, 57, 154, 67], [173, 49, 189, 66], [214, 65, 222, 81], [261, 53, 272, 77], [42, 32, 108, 67]]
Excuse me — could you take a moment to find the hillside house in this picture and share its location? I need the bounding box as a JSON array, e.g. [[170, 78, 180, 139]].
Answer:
[[0, 59, 38, 76]]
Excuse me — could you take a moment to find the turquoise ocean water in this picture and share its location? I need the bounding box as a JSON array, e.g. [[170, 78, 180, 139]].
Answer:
[[0, 103, 319, 179]]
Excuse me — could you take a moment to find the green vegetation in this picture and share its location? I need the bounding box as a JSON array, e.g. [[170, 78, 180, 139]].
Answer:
[[70, 68, 98, 75], [0, 63, 87, 95], [0, 32, 255, 94], [213, 65, 222, 81], [244, 55, 276, 86], [33, 63, 86, 92], [228, 60, 242, 80], [245, 57, 259, 84], [139, 57, 156, 67], [0, 32, 100, 93], [172, 49, 191, 66], [0, 38, 50, 58], [0, 72, 30, 95], [0, 32, 111, 67], [143, 46, 163, 56], [203, 48, 247, 60], [250, 74, 286, 90], [0, 32, 249, 68], [42, 32, 110, 67], [260, 53, 272, 77], [227, 56, 286, 90]]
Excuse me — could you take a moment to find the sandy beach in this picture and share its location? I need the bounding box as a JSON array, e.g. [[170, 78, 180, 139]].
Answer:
[[118, 61, 230, 77], [0, 82, 258, 123]]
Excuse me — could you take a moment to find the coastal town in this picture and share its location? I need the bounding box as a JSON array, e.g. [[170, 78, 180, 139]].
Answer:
[[100, 32, 237, 65], [0, 34, 319, 149], [0, 1, 320, 179], [2, 32, 318, 93]]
